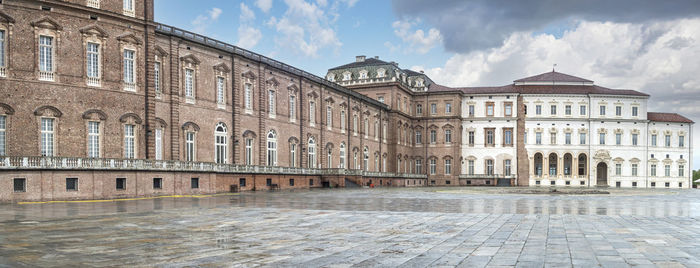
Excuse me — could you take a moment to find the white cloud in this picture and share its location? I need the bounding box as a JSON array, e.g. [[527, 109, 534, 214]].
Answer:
[[256, 0, 273, 13], [391, 20, 442, 54], [191, 7, 223, 33], [209, 7, 222, 20], [266, 0, 342, 58], [237, 25, 263, 49], [240, 3, 255, 22], [341, 0, 359, 8]]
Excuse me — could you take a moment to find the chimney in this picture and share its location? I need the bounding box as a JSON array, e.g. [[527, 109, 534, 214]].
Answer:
[[420, 70, 424, 74], [356, 55, 366, 62]]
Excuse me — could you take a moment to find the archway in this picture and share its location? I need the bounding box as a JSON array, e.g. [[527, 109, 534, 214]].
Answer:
[[563, 153, 572, 176], [548, 153, 558, 176], [534, 153, 543, 177], [596, 162, 608, 186]]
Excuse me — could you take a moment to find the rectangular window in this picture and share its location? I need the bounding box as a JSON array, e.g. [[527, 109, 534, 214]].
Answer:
[[665, 135, 671, 147], [123, 49, 135, 88], [66, 178, 78, 191], [651, 164, 657, 176], [41, 118, 54, 156], [468, 105, 474, 116], [429, 159, 436, 175], [616, 133, 621, 145], [580, 133, 586, 145], [679, 165, 684, 177], [599, 133, 605, 145], [309, 101, 315, 125], [600, 105, 606, 116], [155, 128, 162, 160], [430, 103, 437, 114], [505, 103, 512, 116], [616, 106, 622, 116], [550, 133, 556, 145], [87, 121, 100, 158], [486, 102, 494, 116], [191, 178, 199, 189], [468, 131, 475, 146], [444, 159, 451, 175], [550, 105, 556, 115], [239, 178, 246, 187], [536, 132, 542, 145], [245, 138, 253, 165], [290, 144, 296, 167], [486, 129, 494, 146], [445, 103, 452, 113], [632, 163, 638, 176], [116, 178, 126, 190], [580, 105, 586, 115], [651, 134, 657, 146], [289, 178, 294, 186], [339, 110, 345, 132], [504, 129, 512, 146], [486, 160, 494, 175], [289, 95, 296, 120], [665, 165, 670, 177], [266, 178, 272, 186], [153, 178, 162, 189], [0, 115, 6, 156], [185, 132, 195, 162], [154, 62, 161, 93], [244, 84, 252, 110], [679, 136, 684, 147], [468, 160, 474, 175], [632, 106, 638, 116], [535, 105, 542, 115], [565, 133, 571, 145], [326, 106, 332, 128], [13, 178, 26, 192], [0, 30, 5, 71], [565, 105, 571, 115], [417, 104, 422, 115], [445, 130, 452, 143], [523, 131, 527, 144], [616, 164, 621, 175], [124, 124, 135, 158], [377, 96, 384, 103], [505, 160, 511, 176], [39, 35, 54, 73], [415, 159, 422, 174], [86, 42, 100, 81], [632, 134, 638, 146], [268, 90, 276, 116], [123, 0, 134, 15], [430, 130, 437, 144], [415, 131, 422, 144], [216, 77, 225, 105], [184, 68, 194, 98]]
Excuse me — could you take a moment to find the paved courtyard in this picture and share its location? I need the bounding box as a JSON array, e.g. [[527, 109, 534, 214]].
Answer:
[[1, 188, 700, 267]]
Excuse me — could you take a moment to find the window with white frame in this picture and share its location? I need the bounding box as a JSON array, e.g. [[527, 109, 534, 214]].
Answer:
[[665, 135, 671, 147], [550, 132, 556, 145], [290, 143, 296, 167], [216, 77, 225, 106], [616, 133, 621, 145], [505, 129, 513, 145], [374, 120, 379, 139], [505, 159, 512, 176], [679, 135, 685, 147], [0, 29, 5, 77], [87, 121, 100, 158], [326, 105, 332, 128], [215, 123, 227, 164], [353, 114, 358, 135], [430, 130, 437, 144], [267, 130, 277, 166], [245, 138, 253, 165], [445, 159, 451, 175], [268, 90, 276, 116], [327, 147, 332, 169], [679, 165, 684, 177], [445, 103, 452, 113], [186, 132, 195, 161], [339, 142, 345, 168], [580, 133, 586, 145], [651, 134, 657, 146], [580, 105, 586, 115], [616, 163, 621, 175], [41, 118, 54, 156], [415, 131, 422, 144], [565, 132, 571, 145], [0, 115, 5, 156], [309, 101, 315, 125], [39, 35, 54, 80], [342, 72, 351, 81], [600, 105, 606, 116], [289, 95, 296, 121], [416, 104, 422, 115], [565, 105, 571, 115], [363, 118, 368, 137], [377, 69, 385, 78], [87, 0, 100, 9], [154, 61, 161, 94], [340, 110, 345, 132], [616, 106, 622, 116], [184, 68, 194, 98], [430, 103, 437, 114], [363, 147, 369, 171], [632, 133, 638, 146], [123, 124, 135, 158], [632, 163, 638, 176], [468, 105, 475, 116], [651, 164, 656, 176], [468, 160, 474, 175], [535, 105, 542, 115], [632, 106, 638, 117], [155, 128, 162, 160], [536, 132, 542, 145], [445, 129, 452, 143], [486, 159, 494, 175], [359, 70, 368, 79], [244, 83, 252, 111], [123, 49, 136, 90], [429, 158, 436, 175], [599, 133, 606, 145], [665, 164, 670, 177], [415, 159, 422, 174], [86, 42, 100, 86], [308, 137, 316, 168], [123, 0, 135, 16]]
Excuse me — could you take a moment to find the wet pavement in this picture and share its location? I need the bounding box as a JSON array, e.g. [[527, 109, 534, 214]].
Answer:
[[1, 187, 700, 267]]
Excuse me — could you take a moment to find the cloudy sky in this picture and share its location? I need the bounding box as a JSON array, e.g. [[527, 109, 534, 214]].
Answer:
[[156, 0, 700, 168]]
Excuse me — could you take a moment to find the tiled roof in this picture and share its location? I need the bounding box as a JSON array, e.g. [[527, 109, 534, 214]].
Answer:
[[428, 84, 649, 96], [328, 58, 392, 71], [514, 71, 593, 83], [647, 112, 694, 123]]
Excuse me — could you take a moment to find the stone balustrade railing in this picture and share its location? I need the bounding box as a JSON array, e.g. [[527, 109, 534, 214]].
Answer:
[[0, 156, 427, 179], [458, 174, 515, 179]]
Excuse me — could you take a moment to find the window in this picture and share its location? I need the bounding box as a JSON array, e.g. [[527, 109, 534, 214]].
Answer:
[[429, 159, 436, 175], [632, 106, 638, 116], [239, 178, 246, 187], [415, 131, 422, 144], [244, 84, 252, 111], [445, 130, 452, 143], [632, 134, 638, 146], [340, 110, 345, 132], [378, 96, 384, 103], [191, 178, 199, 189], [308, 137, 316, 168], [445, 103, 452, 113], [266, 178, 272, 186], [216, 77, 225, 106], [679, 165, 684, 177], [599, 133, 605, 145], [505, 160, 512, 176], [665, 135, 671, 147], [0, 29, 6, 76], [245, 138, 253, 165], [116, 178, 126, 190], [66, 178, 78, 191], [616, 106, 622, 116], [565, 105, 571, 115], [523, 131, 527, 144], [363, 147, 369, 171], [550, 133, 556, 145], [123, 49, 135, 90], [486, 160, 494, 175], [268, 90, 276, 116], [580, 105, 586, 116], [430, 103, 437, 114], [444, 159, 451, 175], [505, 103, 512, 116], [679, 136, 685, 147], [486, 129, 494, 146], [416, 104, 422, 115], [123, 0, 135, 16], [468, 131, 475, 146], [342, 72, 351, 81], [468, 105, 475, 117], [153, 178, 162, 189], [651, 164, 657, 176], [290, 143, 296, 167], [184, 68, 194, 98], [39, 35, 54, 80], [124, 124, 135, 158], [535, 105, 542, 115], [326, 106, 332, 128], [266, 130, 277, 166], [535, 132, 542, 145], [41, 118, 54, 156], [632, 164, 638, 176], [486, 103, 494, 116], [651, 134, 657, 146], [185, 132, 195, 162], [565, 133, 571, 145], [353, 114, 358, 135], [154, 62, 161, 94], [550, 105, 556, 115], [599, 105, 606, 116], [0, 115, 5, 156], [289, 178, 295, 186], [309, 101, 315, 125], [339, 143, 345, 168], [377, 69, 385, 78], [359, 71, 367, 79], [616, 133, 621, 145], [468, 160, 474, 175], [327, 148, 332, 169], [289, 95, 296, 121], [87, 121, 100, 158], [215, 123, 227, 164], [374, 120, 379, 139], [580, 133, 586, 145], [363, 119, 368, 137], [430, 130, 437, 144], [615, 164, 621, 175], [504, 129, 512, 146], [14, 178, 26, 192], [86, 42, 100, 85], [665, 165, 670, 177]]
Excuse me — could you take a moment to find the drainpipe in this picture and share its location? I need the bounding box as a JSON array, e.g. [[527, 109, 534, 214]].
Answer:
[[645, 119, 649, 188]]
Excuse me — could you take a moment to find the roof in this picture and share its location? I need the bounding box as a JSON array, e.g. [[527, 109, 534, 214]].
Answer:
[[514, 71, 593, 83], [328, 58, 392, 71], [647, 112, 694, 123], [428, 84, 648, 97]]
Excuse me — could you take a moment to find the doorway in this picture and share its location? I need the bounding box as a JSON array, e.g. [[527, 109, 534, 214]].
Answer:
[[596, 162, 608, 187]]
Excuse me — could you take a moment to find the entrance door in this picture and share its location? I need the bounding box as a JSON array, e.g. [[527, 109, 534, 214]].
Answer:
[[596, 162, 608, 186]]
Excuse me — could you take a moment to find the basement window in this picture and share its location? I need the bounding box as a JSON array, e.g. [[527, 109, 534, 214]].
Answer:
[[116, 178, 126, 190], [66, 178, 79, 191], [13, 178, 26, 192]]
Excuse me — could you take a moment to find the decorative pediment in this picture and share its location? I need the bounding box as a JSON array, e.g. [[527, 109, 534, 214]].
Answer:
[[598, 128, 607, 134], [679, 130, 686, 136], [614, 128, 623, 134], [154, 45, 169, 57], [338, 101, 347, 108], [82, 109, 108, 120], [119, 113, 142, 124], [307, 91, 319, 99], [154, 117, 168, 128], [613, 157, 624, 163], [287, 83, 299, 93], [79, 24, 108, 38], [428, 124, 439, 130], [630, 158, 641, 163], [325, 142, 334, 150], [593, 150, 611, 161], [677, 159, 687, 164], [33, 105, 62, 117], [31, 17, 62, 31], [324, 96, 335, 103], [466, 155, 478, 161], [241, 70, 256, 80], [242, 130, 256, 138], [117, 32, 142, 45], [550, 127, 557, 133], [182, 122, 200, 132], [266, 77, 279, 87], [631, 129, 640, 134], [579, 128, 588, 133], [534, 127, 543, 132], [213, 63, 230, 73], [0, 10, 16, 24], [564, 128, 573, 133], [179, 54, 200, 65], [664, 130, 673, 135], [351, 105, 359, 111], [288, 136, 299, 144], [663, 158, 673, 164], [363, 110, 370, 115], [0, 103, 15, 115], [442, 124, 454, 130]]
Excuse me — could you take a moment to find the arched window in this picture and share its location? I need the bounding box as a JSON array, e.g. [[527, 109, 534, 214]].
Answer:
[[578, 154, 587, 176], [363, 147, 369, 171], [266, 130, 277, 166], [327, 147, 332, 168], [339, 142, 346, 169], [215, 123, 227, 164], [308, 137, 316, 168], [353, 150, 358, 169]]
